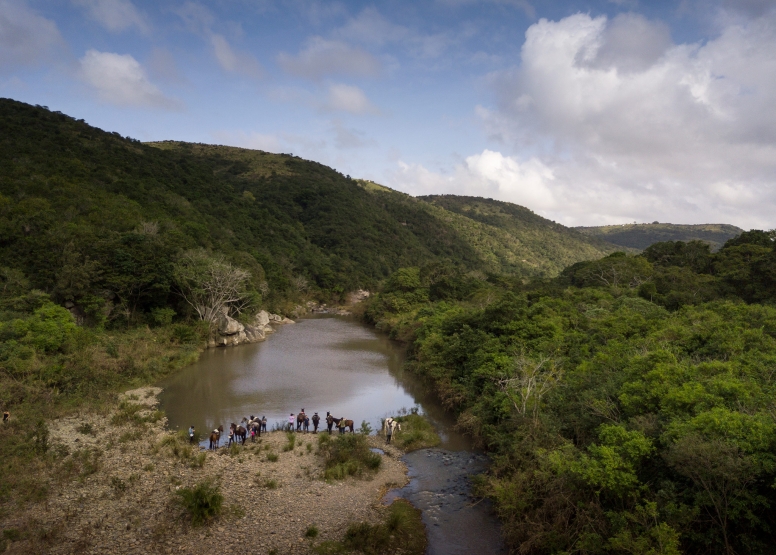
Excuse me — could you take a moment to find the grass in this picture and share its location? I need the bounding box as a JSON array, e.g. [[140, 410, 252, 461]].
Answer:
[[263, 479, 279, 489], [305, 524, 319, 538], [283, 431, 296, 452], [318, 433, 381, 481], [390, 414, 440, 451], [312, 499, 426, 555], [266, 452, 279, 462], [174, 479, 223, 527]]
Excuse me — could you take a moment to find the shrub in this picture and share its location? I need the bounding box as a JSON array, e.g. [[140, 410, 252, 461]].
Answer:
[[319, 433, 381, 481], [305, 524, 319, 538], [175, 479, 223, 526], [266, 452, 278, 462], [313, 500, 425, 555]]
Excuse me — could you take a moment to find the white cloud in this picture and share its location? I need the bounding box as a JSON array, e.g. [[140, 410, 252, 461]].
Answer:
[[210, 34, 262, 77], [278, 37, 381, 80], [0, 1, 64, 70], [322, 83, 379, 114], [469, 12, 776, 227], [73, 0, 149, 33], [391, 151, 557, 211], [79, 50, 181, 109]]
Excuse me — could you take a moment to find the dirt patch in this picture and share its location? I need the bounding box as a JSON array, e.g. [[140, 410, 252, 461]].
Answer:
[[1, 388, 409, 555]]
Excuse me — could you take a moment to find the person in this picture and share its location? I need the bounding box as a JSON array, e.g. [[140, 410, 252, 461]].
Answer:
[[338, 417, 346, 434], [261, 416, 267, 433], [228, 427, 234, 447], [188, 425, 195, 444], [303, 414, 310, 433], [289, 413, 295, 432], [326, 411, 334, 434], [385, 420, 393, 444], [312, 412, 320, 434]]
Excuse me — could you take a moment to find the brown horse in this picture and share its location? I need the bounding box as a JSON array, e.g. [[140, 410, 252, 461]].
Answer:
[[296, 412, 306, 431], [209, 425, 224, 450], [333, 417, 354, 433], [230, 423, 247, 445]]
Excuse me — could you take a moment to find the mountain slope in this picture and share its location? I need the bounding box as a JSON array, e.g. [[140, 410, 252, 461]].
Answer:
[[0, 98, 636, 320], [419, 195, 622, 276], [575, 223, 744, 251]]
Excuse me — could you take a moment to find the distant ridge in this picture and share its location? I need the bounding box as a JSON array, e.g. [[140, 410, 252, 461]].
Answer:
[[575, 222, 744, 251]]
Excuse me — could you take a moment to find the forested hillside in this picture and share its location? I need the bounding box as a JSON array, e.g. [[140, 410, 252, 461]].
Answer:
[[365, 230, 776, 555], [0, 99, 614, 327], [576, 222, 744, 251]]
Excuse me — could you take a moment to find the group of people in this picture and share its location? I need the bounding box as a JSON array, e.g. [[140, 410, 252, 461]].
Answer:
[[189, 408, 398, 448], [288, 408, 321, 433]]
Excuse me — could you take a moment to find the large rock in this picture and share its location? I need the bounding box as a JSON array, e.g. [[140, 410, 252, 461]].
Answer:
[[217, 314, 244, 335], [255, 310, 270, 327]]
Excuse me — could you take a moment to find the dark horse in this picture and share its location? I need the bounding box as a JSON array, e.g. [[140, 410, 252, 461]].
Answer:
[[296, 411, 306, 431], [230, 423, 247, 445], [209, 425, 224, 450], [328, 416, 354, 434]]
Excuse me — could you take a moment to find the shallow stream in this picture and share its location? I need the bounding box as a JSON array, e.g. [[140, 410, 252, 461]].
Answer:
[[158, 315, 505, 554]]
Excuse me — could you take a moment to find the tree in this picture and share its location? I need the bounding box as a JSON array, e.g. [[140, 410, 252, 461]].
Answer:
[[173, 250, 252, 324], [497, 353, 563, 423]]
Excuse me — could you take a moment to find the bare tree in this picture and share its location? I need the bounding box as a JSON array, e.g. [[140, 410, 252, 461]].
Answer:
[[497, 353, 563, 423], [173, 250, 252, 324]]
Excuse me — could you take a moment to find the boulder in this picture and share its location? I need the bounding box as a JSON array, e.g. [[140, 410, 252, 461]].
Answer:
[[255, 310, 270, 327], [217, 314, 244, 335]]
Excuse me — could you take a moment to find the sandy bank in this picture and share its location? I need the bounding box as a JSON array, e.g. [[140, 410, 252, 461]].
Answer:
[[2, 387, 409, 555]]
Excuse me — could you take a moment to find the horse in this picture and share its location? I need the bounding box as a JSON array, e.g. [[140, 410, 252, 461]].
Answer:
[[333, 417, 354, 434], [384, 419, 401, 443], [296, 412, 306, 432], [230, 423, 247, 445], [209, 425, 224, 450]]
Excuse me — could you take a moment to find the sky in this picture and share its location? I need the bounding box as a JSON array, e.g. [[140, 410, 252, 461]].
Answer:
[[2, 0, 775, 229]]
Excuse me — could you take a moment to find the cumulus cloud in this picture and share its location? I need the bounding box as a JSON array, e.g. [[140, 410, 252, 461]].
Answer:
[[73, 0, 149, 33], [391, 151, 557, 211], [322, 83, 379, 114], [278, 37, 382, 80], [466, 11, 776, 227], [79, 50, 181, 109], [0, 1, 65, 71]]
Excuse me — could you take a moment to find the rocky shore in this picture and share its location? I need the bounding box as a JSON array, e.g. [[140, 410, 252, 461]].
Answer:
[[1, 387, 409, 555]]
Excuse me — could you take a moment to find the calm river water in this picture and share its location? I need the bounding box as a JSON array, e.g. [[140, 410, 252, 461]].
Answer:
[[158, 315, 505, 554]]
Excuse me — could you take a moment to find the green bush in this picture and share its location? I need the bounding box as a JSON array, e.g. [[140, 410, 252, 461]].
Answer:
[[319, 433, 381, 481], [174, 479, 223, 526]]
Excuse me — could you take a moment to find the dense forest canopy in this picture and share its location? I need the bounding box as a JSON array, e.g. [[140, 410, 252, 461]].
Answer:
[[365, 230, 776, 555], [0, 98, 616, 328]]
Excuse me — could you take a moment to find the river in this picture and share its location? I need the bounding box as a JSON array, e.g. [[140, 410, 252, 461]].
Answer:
[[158, 315, 506, 554]]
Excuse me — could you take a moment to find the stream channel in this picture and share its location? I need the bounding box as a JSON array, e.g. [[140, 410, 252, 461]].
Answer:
[[158, 314, 506, 554]]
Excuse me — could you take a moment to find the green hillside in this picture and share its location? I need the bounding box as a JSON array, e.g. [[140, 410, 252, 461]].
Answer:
[[575, 222, 744, 251], [420, 195, 622, 275], [0, 98, 616, 325]]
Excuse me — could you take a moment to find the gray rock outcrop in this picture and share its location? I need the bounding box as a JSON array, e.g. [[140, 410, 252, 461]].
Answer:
[[209, 310, 294, 349]]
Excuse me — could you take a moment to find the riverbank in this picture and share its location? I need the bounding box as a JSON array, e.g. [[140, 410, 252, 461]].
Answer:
[[0, 387, 413, 555]]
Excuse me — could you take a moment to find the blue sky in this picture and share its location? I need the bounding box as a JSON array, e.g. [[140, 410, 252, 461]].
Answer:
[[2, 0, 775, 229]]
